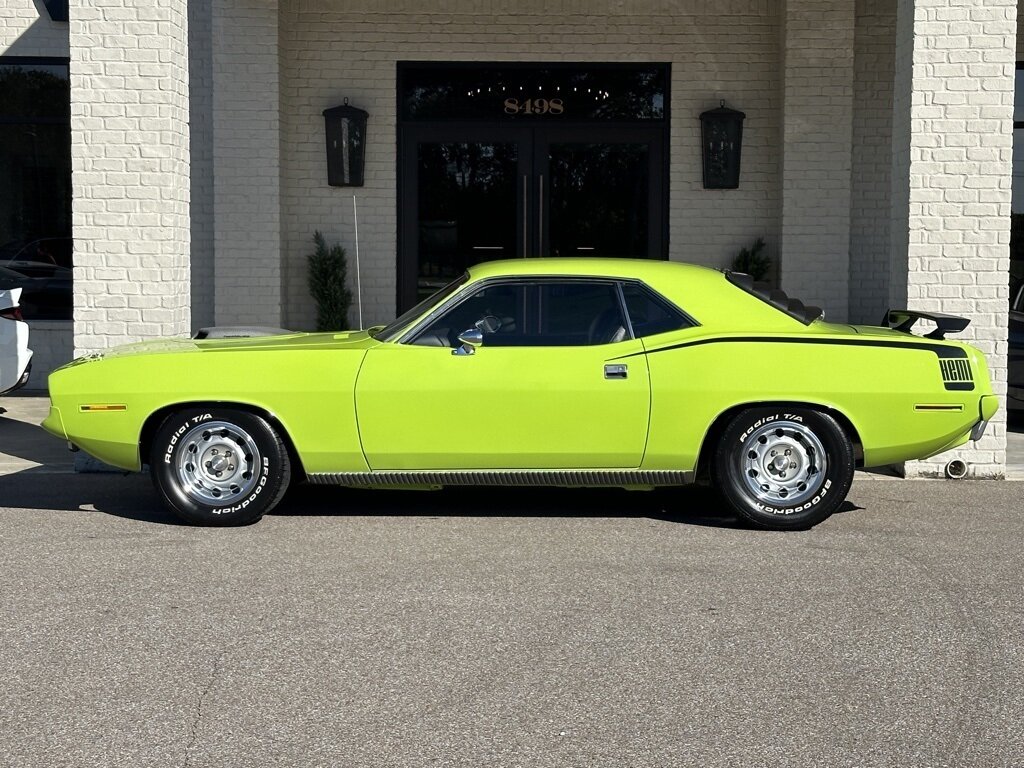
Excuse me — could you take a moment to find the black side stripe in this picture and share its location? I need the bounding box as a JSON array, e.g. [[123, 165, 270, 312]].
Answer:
[[611, 335, 971, 361]]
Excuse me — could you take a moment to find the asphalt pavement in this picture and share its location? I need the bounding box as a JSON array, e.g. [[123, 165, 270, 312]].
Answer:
[[1, 396, 1023, 767]]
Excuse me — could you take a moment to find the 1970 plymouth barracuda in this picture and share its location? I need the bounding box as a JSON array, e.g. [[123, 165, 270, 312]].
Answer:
[[42, 258, 997, 530]]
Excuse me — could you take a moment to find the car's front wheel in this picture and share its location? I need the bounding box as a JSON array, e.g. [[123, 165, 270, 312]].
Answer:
[[149, 407, 291, 525], [713, 407, 854, 530]]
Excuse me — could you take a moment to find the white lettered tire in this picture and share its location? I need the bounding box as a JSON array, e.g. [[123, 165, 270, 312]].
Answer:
[[713, 407, 855, 530], [150, 407, 291, 526]]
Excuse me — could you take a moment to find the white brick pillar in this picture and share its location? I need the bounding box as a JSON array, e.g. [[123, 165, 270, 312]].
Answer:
[[69, 0, 191, 356], [212, 0, 282, 327], [891, 0, 1015, 478], [780, 0, 856, 320]]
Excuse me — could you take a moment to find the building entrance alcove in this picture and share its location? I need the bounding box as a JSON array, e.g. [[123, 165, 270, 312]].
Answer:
[[397, 62, 670, 311]]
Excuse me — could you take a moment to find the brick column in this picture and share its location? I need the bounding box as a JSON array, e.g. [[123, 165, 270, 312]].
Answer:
[[891, 0, 1015, 478], [189, 0, 215, 331], [779, 0, 856, 321], [69, 0, 191, 356], [212, 0, 282, 327]]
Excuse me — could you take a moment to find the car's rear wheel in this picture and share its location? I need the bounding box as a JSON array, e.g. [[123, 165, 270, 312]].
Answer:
[[149, 407, 291, 526], [713, 407, 854, 530]]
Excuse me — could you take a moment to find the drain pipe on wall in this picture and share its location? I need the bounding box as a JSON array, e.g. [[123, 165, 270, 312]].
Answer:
[[944, 459, 969, 480], [353, 194, 364, 329]]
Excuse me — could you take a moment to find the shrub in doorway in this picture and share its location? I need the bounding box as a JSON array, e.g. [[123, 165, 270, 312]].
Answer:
[[308, 231, 353, 331], [732, 237, 772, 282]]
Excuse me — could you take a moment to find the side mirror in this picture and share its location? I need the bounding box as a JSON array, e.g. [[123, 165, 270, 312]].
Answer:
[[452, 328, 483, 356]]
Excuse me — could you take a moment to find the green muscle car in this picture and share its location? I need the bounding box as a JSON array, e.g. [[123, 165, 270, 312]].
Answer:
[[42, 258, 998, 530]]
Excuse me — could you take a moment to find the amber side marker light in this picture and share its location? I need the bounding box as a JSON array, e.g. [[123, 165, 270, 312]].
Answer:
[[79, 404, 127, 412]]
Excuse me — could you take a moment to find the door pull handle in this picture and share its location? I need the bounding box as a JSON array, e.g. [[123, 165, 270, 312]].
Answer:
[[523, 174, 529, 258], [538, 174, 544, 257], [604, 364, 628, 379]]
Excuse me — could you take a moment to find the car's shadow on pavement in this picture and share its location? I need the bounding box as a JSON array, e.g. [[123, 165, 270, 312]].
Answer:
[[271, 483, 863, 529], [273, 483, 752, 528], [0, 472, 863, 530], [0, 405, 74, 470]]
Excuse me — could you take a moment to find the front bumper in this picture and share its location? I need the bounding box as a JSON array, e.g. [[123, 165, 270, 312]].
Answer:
[[41, 404, 66, 439]]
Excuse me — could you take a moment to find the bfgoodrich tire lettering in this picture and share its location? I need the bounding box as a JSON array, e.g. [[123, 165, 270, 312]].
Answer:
[[713, 407, 854, 530], [150, 407, 291, 526]]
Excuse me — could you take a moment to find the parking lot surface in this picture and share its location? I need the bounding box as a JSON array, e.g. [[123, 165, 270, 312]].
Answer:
[[1, 447, 1023, 767]]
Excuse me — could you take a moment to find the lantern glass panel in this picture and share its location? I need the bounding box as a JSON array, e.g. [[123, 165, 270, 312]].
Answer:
[[700, 107, 744, 190], [324, 105, 368, 187]]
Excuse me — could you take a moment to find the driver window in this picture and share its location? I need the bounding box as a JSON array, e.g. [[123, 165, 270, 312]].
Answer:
[[410, 282, 527, 347], [537, 282, 627, 346]]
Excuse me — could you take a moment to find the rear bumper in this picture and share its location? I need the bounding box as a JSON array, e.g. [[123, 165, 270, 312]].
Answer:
[[13, 361, 31, 391], [971, 394, 1000, 441], [0, 361, 30, 396]]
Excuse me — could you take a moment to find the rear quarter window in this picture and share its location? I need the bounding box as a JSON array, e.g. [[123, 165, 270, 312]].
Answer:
[[621, 282, 695, 338]]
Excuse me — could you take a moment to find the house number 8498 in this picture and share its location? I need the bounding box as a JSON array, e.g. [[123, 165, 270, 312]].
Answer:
[[504, 98, 565, 115]]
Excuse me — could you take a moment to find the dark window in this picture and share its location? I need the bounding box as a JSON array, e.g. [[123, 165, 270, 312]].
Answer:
[[1013, 64, 1024, 300], [411, 282, 528, 348], [620, 282, 694, 337], [374, 272, 468, 341], [0, 58, 72, 320], [400, 63, 667, 123], [408, 279, 631, 347], [537, 281, 626, 346], [417, 141, 519, 293]]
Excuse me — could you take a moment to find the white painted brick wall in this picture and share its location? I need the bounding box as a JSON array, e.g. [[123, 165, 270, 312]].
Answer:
[[849, 0, 896, 325], [277, 0, 781, 330], [0, 0, 69, 57], [779, 0, 856, 322], [892, 0, 1015, 478], [23, 322, 72, 388], [212, 0, 281, 327], [69, 0, 191, 355], [189, 0, 215, 330]]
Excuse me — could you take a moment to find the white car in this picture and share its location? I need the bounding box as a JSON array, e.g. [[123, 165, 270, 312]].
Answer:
[[0, 287, 32, 396]]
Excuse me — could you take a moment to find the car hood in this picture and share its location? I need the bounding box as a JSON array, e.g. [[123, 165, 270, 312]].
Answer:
[[86, 330, 380, 361]]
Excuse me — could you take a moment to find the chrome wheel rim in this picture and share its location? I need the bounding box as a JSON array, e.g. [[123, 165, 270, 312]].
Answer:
[[175, 420, 260, 505], [740, 420, 827, 506]]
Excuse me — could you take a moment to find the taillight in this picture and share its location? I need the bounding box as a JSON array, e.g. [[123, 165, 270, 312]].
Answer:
[[0, 306, 24, 322]]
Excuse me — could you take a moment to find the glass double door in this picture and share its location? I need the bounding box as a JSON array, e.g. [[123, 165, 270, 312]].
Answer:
[[399, 125, 665, 309]]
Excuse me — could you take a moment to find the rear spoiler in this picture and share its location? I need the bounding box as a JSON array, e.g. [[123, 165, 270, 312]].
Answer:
[[883, 309, 969, 340]]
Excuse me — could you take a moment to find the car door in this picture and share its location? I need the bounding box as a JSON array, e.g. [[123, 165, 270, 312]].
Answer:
[[354, 278, 651, 470]]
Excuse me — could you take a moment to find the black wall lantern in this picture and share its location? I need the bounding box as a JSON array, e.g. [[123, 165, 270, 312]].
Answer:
[[700, 101, 745, 190], [43, 0, 68, 21], [323, 99, 368, 187]]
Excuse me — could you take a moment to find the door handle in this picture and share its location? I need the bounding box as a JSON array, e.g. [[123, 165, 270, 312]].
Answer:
[[523, 174, 529, 257], [604, 364, 628, 379], [538, 174, 544, 257]]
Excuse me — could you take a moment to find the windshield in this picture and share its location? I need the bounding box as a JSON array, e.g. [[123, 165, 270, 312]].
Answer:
[[372, 273, 469, 341]]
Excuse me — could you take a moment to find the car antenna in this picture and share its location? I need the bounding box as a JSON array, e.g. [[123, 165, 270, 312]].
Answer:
[[352, 193, 364, 329]]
